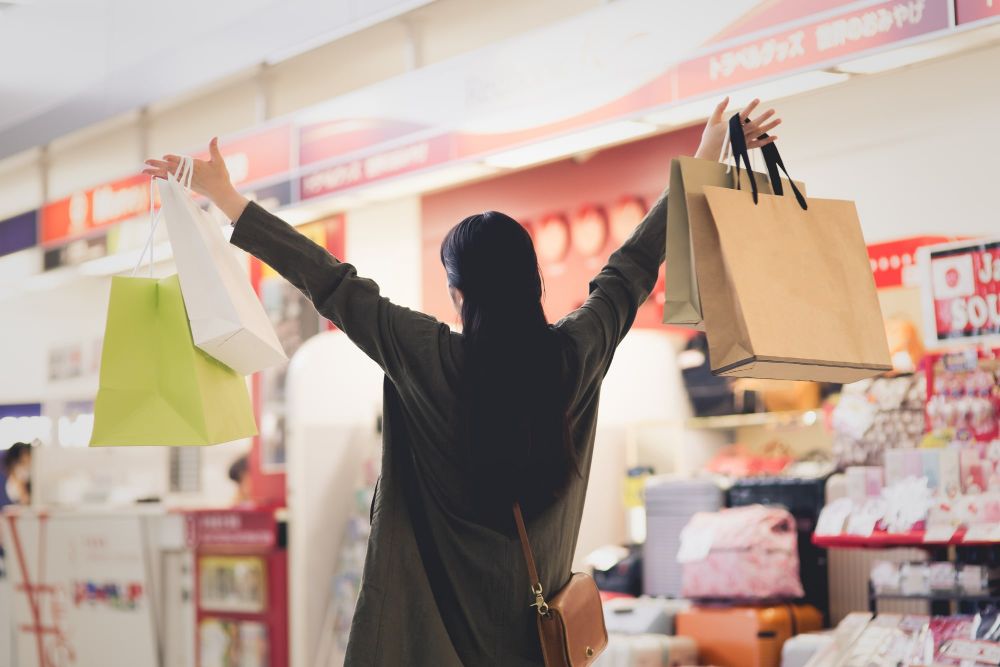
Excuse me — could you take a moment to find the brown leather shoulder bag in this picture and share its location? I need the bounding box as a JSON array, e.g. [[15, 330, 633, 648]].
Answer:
[[513, 503, 608, 666]]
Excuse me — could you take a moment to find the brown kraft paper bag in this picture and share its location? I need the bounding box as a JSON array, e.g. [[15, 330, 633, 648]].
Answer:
[[697, 185, 891, 382], [663, 156, 803, 329], [691, 114, 891, 383]]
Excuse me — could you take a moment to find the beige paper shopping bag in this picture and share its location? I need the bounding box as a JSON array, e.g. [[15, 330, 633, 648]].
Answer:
[[697, 185, 891, 383], [664, 156, 803, 329]]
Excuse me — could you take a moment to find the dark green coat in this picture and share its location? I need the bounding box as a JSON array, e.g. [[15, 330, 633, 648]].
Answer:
[[231, 189, 667, 666]]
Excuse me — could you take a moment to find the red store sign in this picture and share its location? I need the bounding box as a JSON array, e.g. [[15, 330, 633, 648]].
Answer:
[[925, 240, 1000, 343], [40, 125, 291, 246], [40, 173, 151, 245], [677, 0, 951, 98], [955, 0, 1000, 25]]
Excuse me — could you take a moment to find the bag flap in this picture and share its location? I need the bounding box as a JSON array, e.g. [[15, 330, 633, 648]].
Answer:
[[546, 573, 608, 665]]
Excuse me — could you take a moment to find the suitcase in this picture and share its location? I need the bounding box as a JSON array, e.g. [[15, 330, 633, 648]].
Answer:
[[594, 634, 698, 667], [604, 596, 691, 636], [780, 633, 833, 667], [644, 477, 723, 597], [728, 476, 831, 625], [675, 604, 824, 667]]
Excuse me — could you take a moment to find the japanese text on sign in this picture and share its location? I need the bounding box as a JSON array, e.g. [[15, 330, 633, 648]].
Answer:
[[928, 241, 1000, 342]]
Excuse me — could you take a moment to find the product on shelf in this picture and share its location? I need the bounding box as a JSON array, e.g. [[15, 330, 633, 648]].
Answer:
[[926, 350, 1000, 443], [832, 374, 927, 469], [643, 477, 723, 597], [678, 505, 804, 600], [728, 475, 831, 624]]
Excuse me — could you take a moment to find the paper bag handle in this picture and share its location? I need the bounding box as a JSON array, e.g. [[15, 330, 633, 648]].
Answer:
[[727, 113, 807, 211], [728, 113, 759, 204], [131, 177, 162, 278], [760, 140, 808, 210]]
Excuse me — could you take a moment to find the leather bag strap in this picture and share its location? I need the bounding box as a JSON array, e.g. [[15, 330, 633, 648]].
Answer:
[[513, 502, 541, 588]]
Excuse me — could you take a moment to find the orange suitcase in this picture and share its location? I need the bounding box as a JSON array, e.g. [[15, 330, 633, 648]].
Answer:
[[675, 604, 823, 667]]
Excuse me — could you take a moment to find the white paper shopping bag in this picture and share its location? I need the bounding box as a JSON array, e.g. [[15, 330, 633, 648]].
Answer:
[[159, 156, 286, 375]]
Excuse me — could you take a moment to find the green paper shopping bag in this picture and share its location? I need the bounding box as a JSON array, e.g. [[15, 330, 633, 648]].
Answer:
[[90, 274, 258, 446]]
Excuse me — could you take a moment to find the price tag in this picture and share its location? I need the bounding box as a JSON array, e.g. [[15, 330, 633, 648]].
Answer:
[[676, 527, 714, 563], [923, 524, 958, 543]]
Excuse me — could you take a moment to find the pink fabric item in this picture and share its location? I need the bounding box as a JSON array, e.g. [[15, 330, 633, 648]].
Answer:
[[680, 505, 805, 600]]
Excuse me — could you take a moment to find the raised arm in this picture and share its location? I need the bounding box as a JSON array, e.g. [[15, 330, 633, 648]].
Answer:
[[228, 201, 451, 385], [555, 97, 782, 386], [144, 139, 453, 387]]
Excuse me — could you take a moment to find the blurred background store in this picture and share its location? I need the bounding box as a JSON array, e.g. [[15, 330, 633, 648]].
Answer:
[[0, 0, 999, 666]]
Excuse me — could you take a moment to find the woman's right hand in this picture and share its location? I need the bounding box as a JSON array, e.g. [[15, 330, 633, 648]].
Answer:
[[143, 137, 250, 221]]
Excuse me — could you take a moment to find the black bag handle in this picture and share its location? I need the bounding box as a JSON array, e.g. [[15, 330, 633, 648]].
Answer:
[[728, 113, 759, 204], [727, 113, 808, 211], [761, 138, 808, 210]]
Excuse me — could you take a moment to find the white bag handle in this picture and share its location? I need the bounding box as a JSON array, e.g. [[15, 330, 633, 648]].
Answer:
[[130, 155, 197, 278], [131, 177, 162, 278]]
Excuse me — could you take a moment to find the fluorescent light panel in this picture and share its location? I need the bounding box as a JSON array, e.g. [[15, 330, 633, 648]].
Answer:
[[483, 121, 657, 169]]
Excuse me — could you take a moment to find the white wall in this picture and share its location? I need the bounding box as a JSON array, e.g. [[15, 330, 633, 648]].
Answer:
[[774, 43, 1000, 241], [344, 196, 423, 308]]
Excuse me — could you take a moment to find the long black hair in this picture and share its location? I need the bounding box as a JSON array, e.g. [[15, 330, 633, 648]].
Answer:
[[441, 211, 577, 526]]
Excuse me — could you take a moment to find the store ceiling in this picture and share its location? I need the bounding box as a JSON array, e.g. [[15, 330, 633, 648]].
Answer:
[[0, 0, 433, 160]]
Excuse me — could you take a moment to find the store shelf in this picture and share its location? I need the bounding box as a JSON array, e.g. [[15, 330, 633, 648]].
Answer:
[[870, 593, 1000, 603], [813, 529, 1000, 549], [685, 410, 820, 430]]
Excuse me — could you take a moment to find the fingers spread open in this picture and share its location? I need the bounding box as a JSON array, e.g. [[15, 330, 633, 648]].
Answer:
[[739, 98, 761, 122]]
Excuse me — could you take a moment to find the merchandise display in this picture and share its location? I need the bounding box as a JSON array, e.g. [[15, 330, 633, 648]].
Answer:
[[729, 476, 831, 623], [679, 504, 804, 601], [5, 2, 1000, 665], [832, 374, 927, 468], [643, 477, 723, 597]]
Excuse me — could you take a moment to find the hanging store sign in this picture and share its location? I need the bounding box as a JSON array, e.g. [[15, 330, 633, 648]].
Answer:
[[920, 239, 1000, 345], [192, 124, 292, 188], [867, 236, 958, 288], [676, 0, 951, 99], [300, 134, 455, 200], [40, 174, 150, 246], [0, 210, 37, 258], [955, 0, 1000, 25]]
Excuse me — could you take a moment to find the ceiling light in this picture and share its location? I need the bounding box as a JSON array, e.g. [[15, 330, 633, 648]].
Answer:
[[483, 121, 657, 169], [360, 162, 500, 200]]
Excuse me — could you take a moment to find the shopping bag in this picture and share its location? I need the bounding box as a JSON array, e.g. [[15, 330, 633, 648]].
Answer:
[[664, 154, 804, 329], [693, 114, 891, 383], [90, 274, 258, 446], [160, 156, 286, 375]]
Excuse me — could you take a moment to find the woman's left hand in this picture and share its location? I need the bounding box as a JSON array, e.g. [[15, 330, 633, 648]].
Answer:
[[694, 97, 782, 162]]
